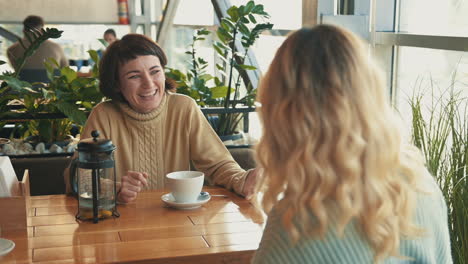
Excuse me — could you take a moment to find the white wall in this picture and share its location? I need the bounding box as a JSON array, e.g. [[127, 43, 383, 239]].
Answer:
[[0, 0, 118, 24]]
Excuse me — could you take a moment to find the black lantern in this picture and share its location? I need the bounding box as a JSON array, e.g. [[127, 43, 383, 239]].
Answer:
[[74, 130, 119, 223]]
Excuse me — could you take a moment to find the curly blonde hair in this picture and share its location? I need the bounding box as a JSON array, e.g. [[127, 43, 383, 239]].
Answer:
[[255, 25, 426, 262]]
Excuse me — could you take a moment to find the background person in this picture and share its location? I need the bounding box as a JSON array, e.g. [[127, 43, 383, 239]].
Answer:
[[252, 25, 452, 263], [7, 15, 68, 71], [103, 28, 118, 45], [65, 34, 258, 203]]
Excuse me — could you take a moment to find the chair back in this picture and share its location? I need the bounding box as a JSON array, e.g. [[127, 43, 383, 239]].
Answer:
[[19, 69, 60, 83]]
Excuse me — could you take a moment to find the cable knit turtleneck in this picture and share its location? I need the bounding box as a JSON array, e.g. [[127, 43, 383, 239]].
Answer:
[[116, 95, 167, 189], [68, 93, 249, 195]]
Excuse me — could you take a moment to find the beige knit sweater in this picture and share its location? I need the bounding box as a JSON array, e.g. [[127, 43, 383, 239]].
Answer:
[[67, 93, 249, 195]]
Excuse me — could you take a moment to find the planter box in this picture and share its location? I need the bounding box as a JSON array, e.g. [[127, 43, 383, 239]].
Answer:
[[11, 156, 71, 196]]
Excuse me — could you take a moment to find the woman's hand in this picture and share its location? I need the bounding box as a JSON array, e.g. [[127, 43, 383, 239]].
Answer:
[[241, 168, 262, 200], [118, 171, 149, 203]]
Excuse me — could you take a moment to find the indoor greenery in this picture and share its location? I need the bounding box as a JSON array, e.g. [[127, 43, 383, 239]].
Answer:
[[409, 75, 467, 263], [166, 1, 273, 137], [0, 27, 103, 143]]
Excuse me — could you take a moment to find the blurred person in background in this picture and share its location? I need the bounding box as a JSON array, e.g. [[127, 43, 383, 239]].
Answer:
[[7, 15, 68, 71], [103, 28, 118, 45]]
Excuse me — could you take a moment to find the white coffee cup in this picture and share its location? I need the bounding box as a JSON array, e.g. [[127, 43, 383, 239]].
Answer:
[[166, 171, 204, 203]]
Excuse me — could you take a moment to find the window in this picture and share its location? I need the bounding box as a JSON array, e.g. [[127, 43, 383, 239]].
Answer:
[[173, 0, 215, 26], [391, 0, 468, 125], [399, 0, 468, 37], [162, 1, 303, 142], [231, 0, 302, 30], [394, 47, 468, 129]]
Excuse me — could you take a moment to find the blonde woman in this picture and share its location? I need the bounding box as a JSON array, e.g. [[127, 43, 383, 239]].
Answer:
[[252, 25, 452, 263]]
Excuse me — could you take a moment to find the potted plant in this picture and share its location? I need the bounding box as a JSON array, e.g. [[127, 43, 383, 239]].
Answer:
[[409, 76, 468, 263], [166, 1, 273, 140], [0, 27, 103, 150]]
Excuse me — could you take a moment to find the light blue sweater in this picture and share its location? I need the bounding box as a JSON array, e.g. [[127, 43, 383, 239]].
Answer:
[[252, 175, 452, 263]]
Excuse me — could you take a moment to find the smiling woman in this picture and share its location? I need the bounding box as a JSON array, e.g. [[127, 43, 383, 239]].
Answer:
[[98, 34, 176, 104], [64, 34, 260, 204]]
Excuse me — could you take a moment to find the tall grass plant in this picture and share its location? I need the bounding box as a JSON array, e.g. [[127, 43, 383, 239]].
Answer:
[[409, 73, 468, 263]]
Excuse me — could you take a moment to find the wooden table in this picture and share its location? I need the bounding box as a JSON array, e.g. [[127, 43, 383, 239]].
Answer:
[[1, 187, 265, 263]]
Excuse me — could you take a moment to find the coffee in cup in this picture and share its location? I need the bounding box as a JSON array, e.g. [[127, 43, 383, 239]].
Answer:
[[166, 171, 204, 203]]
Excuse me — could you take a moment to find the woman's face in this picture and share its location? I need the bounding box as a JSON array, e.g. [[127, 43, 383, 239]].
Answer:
[[118, 55, 166, 113]]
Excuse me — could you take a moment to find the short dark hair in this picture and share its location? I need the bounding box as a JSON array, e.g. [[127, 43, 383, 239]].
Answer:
[[99, 34, 176, 102], [23, 15, 44, 32], [104, 29, 117, 37]]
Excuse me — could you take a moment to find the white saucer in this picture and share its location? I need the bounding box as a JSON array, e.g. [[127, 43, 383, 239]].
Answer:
[[0, 238, 15, 256], [161, 192, 211, 210]]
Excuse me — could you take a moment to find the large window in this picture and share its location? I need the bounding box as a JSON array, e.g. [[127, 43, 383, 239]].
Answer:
[[391, 0, 468, 126], [166, 0, 302, 71], [318, 0, 468, 137], [163, 0, 302, 141], [394, 47, 468, 130]]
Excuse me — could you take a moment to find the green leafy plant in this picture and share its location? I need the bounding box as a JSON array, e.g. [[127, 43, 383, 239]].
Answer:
[[18, 53, 102, 143], [409, 74, 468, 263], [0, 28, 104, 143], [1, 28, 63, 109], [166, 1, 273, 137]]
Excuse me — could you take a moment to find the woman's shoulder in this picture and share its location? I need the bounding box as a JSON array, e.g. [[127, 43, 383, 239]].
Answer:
[[93, 100, 118, 110], [415, 169, 446, 206], [166, 93, 198, 110], [167, 92, 196, 104], [89, 100, 121, 117]]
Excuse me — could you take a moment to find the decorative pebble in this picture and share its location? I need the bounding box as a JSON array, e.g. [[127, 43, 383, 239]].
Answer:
[[49, 144, 63, 153], [0, 141, 78, 156], [20, 142, 34, 152], [35, 142, 46, 153], [3, 144, 16, 155]]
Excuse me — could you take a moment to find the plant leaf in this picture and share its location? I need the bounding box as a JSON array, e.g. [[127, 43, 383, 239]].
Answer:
[[98, 38, 108, 48], [227, 6, 239, 22], [248, 14, 257, 24], [211, 86, 233, 99], [199, 74, 213, 82], [221, 18, 235, 29], [53, 101, 87, 125], [238, 23, 250, 36], [60, 67, 78, 83], [81, 101, 93, 109], [238, 64, 257, 70], [245, 1, 255, 13], [241, 17, 250, 24], [0, 75, 32, 92], [197, 28, 211, 35], [88, 50, 100, 64]]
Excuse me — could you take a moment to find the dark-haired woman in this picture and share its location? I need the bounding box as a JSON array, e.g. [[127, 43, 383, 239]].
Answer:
[[65, 34, 258, 203]]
